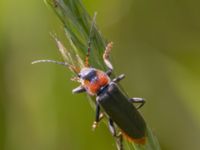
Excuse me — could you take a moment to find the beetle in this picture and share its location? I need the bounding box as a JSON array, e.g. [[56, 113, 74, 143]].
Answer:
[[32, 15, 146, 150], [74, 42, 146, 146]]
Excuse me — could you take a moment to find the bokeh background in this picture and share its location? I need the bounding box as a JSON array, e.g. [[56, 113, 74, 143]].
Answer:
[[0, 0, 200, 150]]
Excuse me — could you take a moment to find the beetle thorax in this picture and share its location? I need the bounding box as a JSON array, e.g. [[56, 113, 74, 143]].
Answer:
[[79, 67, 110, 95]]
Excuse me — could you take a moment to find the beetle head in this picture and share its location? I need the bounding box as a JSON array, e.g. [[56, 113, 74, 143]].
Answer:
[[78, 68, 97, 81], [78, 67, 110, 95]]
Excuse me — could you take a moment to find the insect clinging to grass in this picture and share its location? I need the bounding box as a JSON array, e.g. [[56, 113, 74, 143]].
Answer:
[[32, 14, 147, 150]]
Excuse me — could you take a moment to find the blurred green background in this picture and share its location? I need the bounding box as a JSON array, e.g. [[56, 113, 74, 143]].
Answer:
[[0, 0, 200, 150]]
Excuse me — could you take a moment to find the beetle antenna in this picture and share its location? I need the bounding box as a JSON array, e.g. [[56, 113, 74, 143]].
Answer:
[[31, 59, 80, 74], [31, 59, 69, 67], [85, 12, 97, 67]]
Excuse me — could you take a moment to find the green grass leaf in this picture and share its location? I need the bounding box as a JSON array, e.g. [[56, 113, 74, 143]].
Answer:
[[45, 0, 107, 70]]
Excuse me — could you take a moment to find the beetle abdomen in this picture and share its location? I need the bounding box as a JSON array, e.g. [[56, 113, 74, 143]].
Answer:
[[98, 82, 146, 144]]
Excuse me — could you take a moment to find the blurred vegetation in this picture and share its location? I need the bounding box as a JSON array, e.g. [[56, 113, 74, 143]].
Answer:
[[0, 0, 200, 150]]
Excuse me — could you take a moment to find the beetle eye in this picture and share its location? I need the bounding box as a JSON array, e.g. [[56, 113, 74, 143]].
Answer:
[[83, 70, 96, 80]]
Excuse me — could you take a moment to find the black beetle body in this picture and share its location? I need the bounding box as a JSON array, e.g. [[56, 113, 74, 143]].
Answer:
[[97, 82, 146, 144]]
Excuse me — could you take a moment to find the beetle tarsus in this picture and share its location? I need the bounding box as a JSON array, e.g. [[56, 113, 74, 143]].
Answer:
[[92, 121, 98, 130], [108, 118, 116, 136], [129, 97, 145, 109], [72, 86, 86, 94], [116, 133, 123, 150], [106, 69, 112, 76], [92, 103, 104, 130], [103, 42, 114, 71], [92, 113, 104, 130], [108, 118, 123, 150], [112, 74, 125, 83]]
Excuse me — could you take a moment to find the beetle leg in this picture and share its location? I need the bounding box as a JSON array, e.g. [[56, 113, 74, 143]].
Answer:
[[106, 69, 112, 76], [116, 133, 123, 150], [108, 118, 123, 150], [112, 74, 125, 83], [108, 118, 116, 136], [103, 42, 114, 71], [129, 97, 145, 109], [92, 103, 104, 130], [72, 86, 86, 94]]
